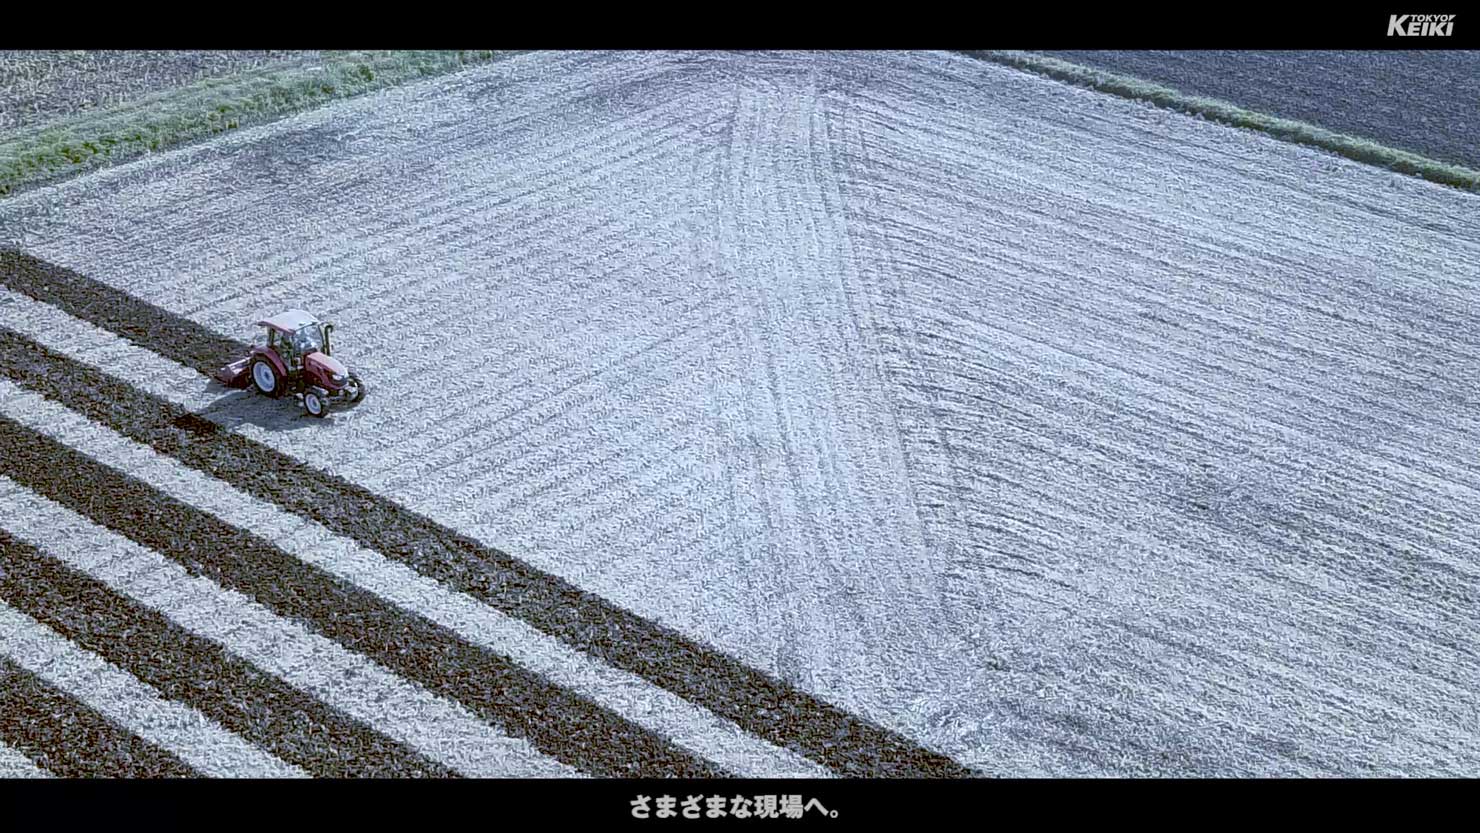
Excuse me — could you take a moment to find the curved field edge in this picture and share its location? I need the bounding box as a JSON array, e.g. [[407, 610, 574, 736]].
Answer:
[[0, 50, 522, 199], [960, 50, 1480, 194]]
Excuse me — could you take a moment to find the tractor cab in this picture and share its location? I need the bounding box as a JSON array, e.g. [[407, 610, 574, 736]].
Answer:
[[257, 309, 329, 367]]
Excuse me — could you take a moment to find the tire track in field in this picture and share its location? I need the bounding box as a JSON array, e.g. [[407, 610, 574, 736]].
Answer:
[[826, 83, 1001, 687], [824, 57, 1480, 774], [715, 78, 815, 691], [832, 88, 972, 577], [0, 253, 975, 777], [711, 75, 954, 707], [825, 81, 1081, 774], [812, 86, 942, 609]]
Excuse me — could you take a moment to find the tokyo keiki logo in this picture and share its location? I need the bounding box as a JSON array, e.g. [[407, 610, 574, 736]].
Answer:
[[1387, 13, 1455, 35]]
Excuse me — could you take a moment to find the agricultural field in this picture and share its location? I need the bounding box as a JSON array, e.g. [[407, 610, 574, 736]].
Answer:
[[1, 50, 1479, 778], [0, 51, 318, 132], [1037, 51, 1480, 170]]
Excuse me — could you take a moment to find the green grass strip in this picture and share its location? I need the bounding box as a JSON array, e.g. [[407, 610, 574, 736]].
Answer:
[[960, 50, 1480, 193], [0, 50, 523, 198]]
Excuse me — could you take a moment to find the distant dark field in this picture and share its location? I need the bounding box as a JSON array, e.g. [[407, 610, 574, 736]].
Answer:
[[1039, 51, 1480, 170]]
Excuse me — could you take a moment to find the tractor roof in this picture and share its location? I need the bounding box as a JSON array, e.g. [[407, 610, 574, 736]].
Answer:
[[256, 309, 319, 335]]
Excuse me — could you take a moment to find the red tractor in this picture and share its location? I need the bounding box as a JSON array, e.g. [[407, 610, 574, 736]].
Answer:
[[213, 309, 366, 418]]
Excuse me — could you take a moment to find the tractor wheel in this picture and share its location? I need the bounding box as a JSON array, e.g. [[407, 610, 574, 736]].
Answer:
[[251, 358, 283, 398], [303, 390, 328, 419], [346, 373, 366, 404]]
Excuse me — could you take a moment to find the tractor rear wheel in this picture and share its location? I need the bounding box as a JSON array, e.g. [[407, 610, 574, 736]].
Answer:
[[251, 358, 283, 398]]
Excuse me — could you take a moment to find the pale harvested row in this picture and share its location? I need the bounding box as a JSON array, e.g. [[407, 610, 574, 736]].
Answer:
[[0, 656, 197, 777], [0, 742, 49, 778], [0, 286, 233, 408]]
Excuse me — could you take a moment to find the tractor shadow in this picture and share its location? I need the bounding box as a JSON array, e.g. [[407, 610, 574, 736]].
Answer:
[[186, 380, 332, 433]]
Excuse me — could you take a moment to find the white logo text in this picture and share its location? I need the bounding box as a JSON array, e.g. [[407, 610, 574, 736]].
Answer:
[[1388, 14, 1455, 36]]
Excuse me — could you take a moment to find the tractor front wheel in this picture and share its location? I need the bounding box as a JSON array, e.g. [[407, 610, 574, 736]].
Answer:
[[251, 358, 282, 398], [303, 390, 327, 418], [346, 373, 366, 404]]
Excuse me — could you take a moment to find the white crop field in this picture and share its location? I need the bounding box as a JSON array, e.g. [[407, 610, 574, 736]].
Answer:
[[1, 50, 1477, 777]]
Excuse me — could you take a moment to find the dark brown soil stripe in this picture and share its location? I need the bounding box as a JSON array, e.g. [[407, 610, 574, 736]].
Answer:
[[0, 412, 724, 778], [0, 248, 975, 777], [0, 656, 199, 778], [0, 529, 455, 779], [0, 250, 244, 378]]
